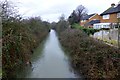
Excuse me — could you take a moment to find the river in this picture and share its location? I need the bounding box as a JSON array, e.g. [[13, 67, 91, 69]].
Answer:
[[17, 30, 79, 78]]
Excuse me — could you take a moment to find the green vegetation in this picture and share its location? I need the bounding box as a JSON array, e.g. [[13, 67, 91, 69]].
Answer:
[[51, 14, 69, 35], [2, 17, 50, 78], [54, 12, 120, 78], [2, 1, 50, 78], [72, 23, 100, 35], [98, 38, 118, 47], [54, 8, 120, 79], [59, 29, 120, 78]]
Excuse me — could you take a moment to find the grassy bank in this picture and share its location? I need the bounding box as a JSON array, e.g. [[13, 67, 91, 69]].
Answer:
[[59, 29, 120, 79], [2, 17, 50, 78]]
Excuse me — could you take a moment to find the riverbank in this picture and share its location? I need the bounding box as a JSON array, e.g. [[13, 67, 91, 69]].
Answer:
[[59, 28, 120, 79], [2, 17, 50, 78], [16, 30, 79, 78]]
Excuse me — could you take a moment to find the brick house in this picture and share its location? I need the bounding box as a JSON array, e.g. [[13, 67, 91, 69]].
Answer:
[[100, 3, 120, 23], [80, 13, 101, 28], [80, 2, 120, 28], [93, 3, 120, 29]]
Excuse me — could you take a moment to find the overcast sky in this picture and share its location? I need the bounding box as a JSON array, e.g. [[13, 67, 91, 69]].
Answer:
[[9, 0, 120, 22]]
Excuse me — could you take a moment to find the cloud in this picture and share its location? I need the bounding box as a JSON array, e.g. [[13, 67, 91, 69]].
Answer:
[[10, 0, 120, 22]]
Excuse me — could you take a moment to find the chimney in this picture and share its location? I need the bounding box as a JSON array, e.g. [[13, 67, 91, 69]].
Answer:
[[111, 3, 115, 7]]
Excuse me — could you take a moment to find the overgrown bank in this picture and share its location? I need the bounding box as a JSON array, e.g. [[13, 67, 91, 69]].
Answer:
[[2, 18, 49, 78], [59, 29, 120, 79], [2, 17, 50, 78], [1, 1, 50, 78]]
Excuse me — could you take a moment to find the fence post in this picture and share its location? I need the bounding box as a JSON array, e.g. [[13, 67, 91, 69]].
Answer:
[[118, 23, 120, 49]]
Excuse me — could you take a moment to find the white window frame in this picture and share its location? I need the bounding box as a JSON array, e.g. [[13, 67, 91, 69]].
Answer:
[[103, 14, 110, 19], [83, 20, 86, 22], [81, 20, 84, 22], [117, 12, 120, 18]]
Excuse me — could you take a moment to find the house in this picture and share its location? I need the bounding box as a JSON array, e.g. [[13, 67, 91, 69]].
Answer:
[[93, 23, 111, 29], [84, 20, 100, 28], [80, 2, 120, 29], [80, 13, 101, 28], [93, 2, 120, 29], [100, 3, 120, 23]]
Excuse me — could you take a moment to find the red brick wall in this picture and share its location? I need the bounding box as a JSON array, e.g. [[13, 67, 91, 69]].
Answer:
[[80, 14, 101, 27], [101, 13, 118, 23]]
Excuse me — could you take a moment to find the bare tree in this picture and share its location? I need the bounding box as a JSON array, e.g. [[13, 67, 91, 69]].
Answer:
[[75, 5, 88, 23], [55, 14, 69, 34], [68, 10, 78, 25], [59, 14, 65, 21], [1, 0, 18, 22], [68, 5, 87, 25]]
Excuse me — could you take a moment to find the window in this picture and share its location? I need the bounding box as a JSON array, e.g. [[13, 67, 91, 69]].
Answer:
[[81, 20, 84, 22], [117, 13, 120, 18], [103, 14, 110, 19], [81, 20, 86, 23], [83, 20, 86, 22]]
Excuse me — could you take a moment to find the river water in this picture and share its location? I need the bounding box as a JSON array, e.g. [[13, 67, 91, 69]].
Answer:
[[17, 30, 79, 78]]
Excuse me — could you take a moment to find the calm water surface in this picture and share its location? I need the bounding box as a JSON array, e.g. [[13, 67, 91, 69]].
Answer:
[[17, 30, 79, 78]]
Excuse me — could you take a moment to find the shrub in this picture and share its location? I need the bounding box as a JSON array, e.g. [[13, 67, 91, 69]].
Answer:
[[2, 17, 50, 78], [59, 29, 120, 78], [72, 23, 100, 35]]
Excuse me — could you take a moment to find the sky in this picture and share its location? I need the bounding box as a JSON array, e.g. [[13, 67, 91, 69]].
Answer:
[[8, 0, 120, 22]]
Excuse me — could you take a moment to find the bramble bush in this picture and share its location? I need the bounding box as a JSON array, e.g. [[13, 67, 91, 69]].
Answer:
[[2, 1, 50, 78], [59, 29, 120, 78], [2, 17, 50, 78]]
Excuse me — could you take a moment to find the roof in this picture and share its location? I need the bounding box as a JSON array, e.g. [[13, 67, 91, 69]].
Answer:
[[100, 4, 120, 15], [81, 14, 96, 20], [85, 20, 100, 26]]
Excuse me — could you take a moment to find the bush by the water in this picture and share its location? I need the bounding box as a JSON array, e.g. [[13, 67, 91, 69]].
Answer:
[[1, 1, 50, 78], [59, 29, 120, 78], [2, 17, 50, 78]]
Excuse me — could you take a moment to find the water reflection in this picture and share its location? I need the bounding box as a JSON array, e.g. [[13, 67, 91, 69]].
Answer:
[[17, 30, 79, 78]]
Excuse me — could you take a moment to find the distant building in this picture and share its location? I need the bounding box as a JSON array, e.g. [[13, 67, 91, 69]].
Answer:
[[93, 2, 120, 29], [80, 2, 120, 29], [80, 13, 101, 28], [100, 3, 120, 23], [93, 23, 111, 29]]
